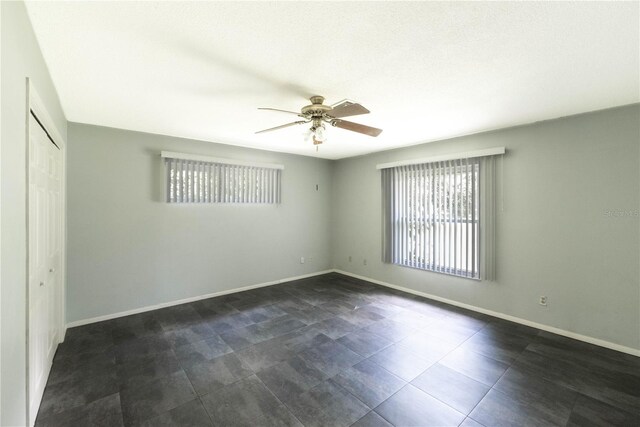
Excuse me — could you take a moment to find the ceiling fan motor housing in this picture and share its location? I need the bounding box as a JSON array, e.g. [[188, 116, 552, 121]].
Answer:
[[301, 96, 332, 118]]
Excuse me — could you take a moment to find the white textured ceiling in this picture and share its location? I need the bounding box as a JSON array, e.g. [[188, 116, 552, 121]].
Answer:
[[26, 1, 639, 160]]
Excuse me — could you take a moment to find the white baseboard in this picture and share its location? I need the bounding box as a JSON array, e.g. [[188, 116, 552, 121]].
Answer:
[[333, 269, 640, 357], [65, 267, 639, 357], [66, 270, 333, 329]]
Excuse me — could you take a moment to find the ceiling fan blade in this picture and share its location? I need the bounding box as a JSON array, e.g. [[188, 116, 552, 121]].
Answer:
[[332, 119, 382, 137], [255, 120, 308, 134], [328, 102, 370, 118], [258, 107, 301, 115]]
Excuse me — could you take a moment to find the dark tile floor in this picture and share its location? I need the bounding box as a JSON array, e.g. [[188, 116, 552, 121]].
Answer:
[[36, 273, 640, 426]]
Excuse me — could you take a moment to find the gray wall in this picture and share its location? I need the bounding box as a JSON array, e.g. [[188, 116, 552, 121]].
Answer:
[[66, 124, 333, 323], [2, 4, 637, 425], [331, 105, 640, 350], [1, 2, 68, 425]]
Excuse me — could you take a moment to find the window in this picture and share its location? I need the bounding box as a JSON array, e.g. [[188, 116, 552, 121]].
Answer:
[[381, 152, 499, 280], [162, 152, 283, 204]]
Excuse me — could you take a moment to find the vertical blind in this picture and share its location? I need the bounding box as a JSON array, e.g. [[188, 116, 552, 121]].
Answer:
[[381, 155, 497, 280], [164, 156, 282, 204]]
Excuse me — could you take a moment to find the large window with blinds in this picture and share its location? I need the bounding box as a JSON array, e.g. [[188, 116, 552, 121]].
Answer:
[[381, 153, 499, 280], [162, 152, 283, 204]]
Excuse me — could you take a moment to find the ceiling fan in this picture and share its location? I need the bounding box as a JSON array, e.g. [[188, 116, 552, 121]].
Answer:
[[255, 96, 382, 147]]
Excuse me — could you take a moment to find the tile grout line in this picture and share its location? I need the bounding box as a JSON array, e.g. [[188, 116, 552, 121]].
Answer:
[[44, 281, 475, 425], [463, 328, 570, 426], [563, 391, 581, 427], [196, 395, 217, 427], [443, 325, 541, 421], [371, 311, 514, 423], [337, 307, 488, 424], [41, 274, 638, 426], [252, 374, 307, 426]]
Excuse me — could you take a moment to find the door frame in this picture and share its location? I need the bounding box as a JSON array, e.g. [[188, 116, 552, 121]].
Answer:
[[25, 78, 67, 426]]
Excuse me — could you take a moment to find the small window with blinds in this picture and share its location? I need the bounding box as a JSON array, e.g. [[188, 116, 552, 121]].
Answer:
[[163, 152, 283, 204], [381, 154, 498, 280]]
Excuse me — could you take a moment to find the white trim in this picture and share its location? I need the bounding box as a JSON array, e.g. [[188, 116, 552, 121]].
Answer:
[[333, 269, 640, 357], [28, 81, 67, 342], [28, 83, 65, 149], [65, 266, 640, 357], [0, 5, 3, 420], [28, 82, 68, 342], [376, 147, 506, 170], [66, 270, 333, 328], [161, 151, 284, 170], [27, 80, 68, 427]]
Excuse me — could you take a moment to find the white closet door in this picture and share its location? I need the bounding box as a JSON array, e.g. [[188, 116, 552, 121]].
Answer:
[[28, 115, 61, 423]]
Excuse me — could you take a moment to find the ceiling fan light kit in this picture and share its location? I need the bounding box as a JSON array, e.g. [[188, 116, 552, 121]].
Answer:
[[256, 96, 382, 150], [311, 124, 327, 142]]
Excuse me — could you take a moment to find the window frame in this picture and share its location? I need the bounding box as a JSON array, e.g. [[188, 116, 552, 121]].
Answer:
[[162, 151, 283, 204], [383, 159, 482, 279]]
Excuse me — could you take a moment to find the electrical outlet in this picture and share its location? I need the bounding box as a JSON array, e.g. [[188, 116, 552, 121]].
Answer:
[[300, 257, 305, 264], [348, 256, 352, 262], [363, 259, 367, 266], [539, 296, 548, 306]]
